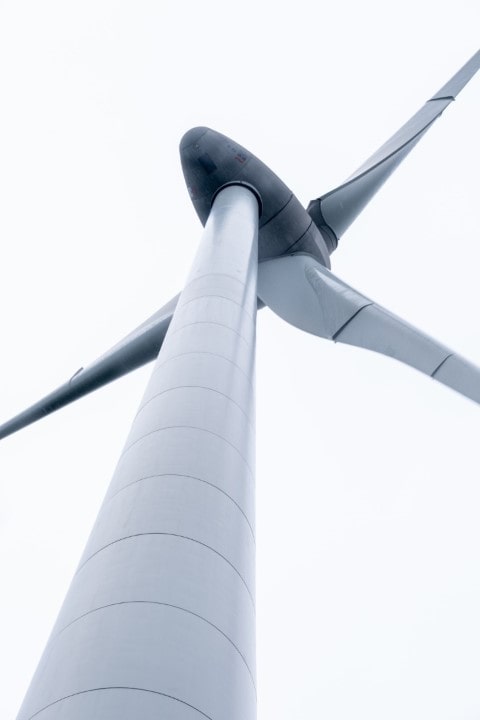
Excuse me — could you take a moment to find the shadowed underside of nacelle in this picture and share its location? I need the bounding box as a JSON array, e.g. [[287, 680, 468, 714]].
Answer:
[[179, 126, 332, 266]]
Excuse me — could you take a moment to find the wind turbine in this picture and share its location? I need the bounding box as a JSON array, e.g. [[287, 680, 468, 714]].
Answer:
[[2, 49, 479, 720]]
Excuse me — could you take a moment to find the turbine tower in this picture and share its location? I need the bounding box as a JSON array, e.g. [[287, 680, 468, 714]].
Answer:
[[2, 50, 479, 720]]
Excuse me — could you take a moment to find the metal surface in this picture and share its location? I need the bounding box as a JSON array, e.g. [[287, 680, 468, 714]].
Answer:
[[3, 53, 478, 442], [3, 48, 479, 719], [17, 184, 259, 720], [258, 254, 480, 404], [307, 48, 480, 244], [180, 127, 332, 264]]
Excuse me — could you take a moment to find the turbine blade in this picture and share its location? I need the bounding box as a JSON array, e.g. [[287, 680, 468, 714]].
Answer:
[[0, 294, 178, 440], [307, 49, 480, 247], [258, 255, 480, 404]]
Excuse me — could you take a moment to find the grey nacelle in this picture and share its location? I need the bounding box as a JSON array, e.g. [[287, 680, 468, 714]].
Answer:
[[180, 126, 331, 266]]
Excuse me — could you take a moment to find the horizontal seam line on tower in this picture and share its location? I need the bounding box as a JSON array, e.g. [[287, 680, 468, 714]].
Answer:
[[25, 687, 213, 720], [185, 271, 247, 288], [53, 601, 256, 691], [151, 350, 254, 390], [134, 385, 254, 430], [119, 425, 254, 478], [166, 320, 253, 347], [176, 293, 255, 321], [75, 532, 256, 607], [105, 473, 256, 541]]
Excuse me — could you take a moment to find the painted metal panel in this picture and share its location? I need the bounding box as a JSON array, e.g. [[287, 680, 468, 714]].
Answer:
[[30, 691, 208, 720], [52, 535, 256, 672], [78, 476, 256, 596], [17, 184, 259, 720], [19, 605, 256, 720], [106, 427, 256, 525]]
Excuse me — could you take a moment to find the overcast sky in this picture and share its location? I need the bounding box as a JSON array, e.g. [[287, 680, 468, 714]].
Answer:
[[0, 2, 479, 718]]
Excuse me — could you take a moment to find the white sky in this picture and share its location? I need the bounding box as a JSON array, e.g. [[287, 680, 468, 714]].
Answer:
[[0, 2, 479, 718]]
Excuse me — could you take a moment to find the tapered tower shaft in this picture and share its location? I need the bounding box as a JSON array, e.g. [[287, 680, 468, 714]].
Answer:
[[18, 184, 259, 720]]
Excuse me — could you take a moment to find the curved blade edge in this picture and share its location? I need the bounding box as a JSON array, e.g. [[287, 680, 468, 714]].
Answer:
[[308, 49, 480, 243], [258, 254, 480, 405], [0, 294, 179, 440]]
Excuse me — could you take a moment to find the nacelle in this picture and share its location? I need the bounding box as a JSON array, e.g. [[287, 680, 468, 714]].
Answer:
[[180, 126, 330, 266]]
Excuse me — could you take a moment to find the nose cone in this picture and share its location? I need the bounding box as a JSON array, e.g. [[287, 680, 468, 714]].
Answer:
[[179, 126, 209, 151]]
